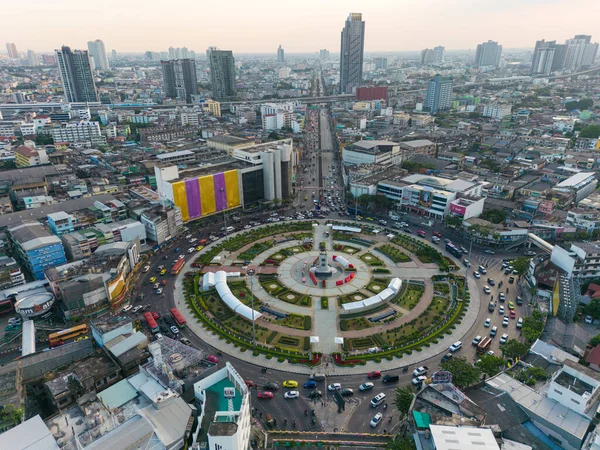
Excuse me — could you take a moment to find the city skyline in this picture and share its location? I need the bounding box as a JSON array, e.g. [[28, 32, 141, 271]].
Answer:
[[2, 0, 598, 53]]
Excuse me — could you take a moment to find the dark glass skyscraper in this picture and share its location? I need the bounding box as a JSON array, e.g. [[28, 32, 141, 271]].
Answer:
[[207, 47, 236, 100], [340, 13, 365, 94], [161, 59, 198, 103], [55, 46, 98, 102]]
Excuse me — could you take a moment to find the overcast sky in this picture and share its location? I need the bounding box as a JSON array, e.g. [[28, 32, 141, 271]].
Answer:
[[3, 0, 599, 54]]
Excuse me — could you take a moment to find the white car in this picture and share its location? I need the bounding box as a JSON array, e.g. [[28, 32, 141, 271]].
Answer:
[[473, 271, 481, 279], [472, 335, 482, 346], [188, 247, 195, 253], [370, 413, 383, 428], [585, 315, 593, 324], [190, 237, 197, 243], [178, 254, 185, 259], [449, 341, 463, 352], [500, 334, 509, 344], [156, 288, 163, 295], [328, 383, 341, 391], [483, 286, 491, 294], [502, 317, 509, 327], [484, 318, 491, 327], [499, 306, 505, 315], [516, 317, 523, 329], [412, 375, 427, 385], [359, 382, 374, 391], [132, 306, 143, 313], [284, 391, 299, 399], [244, 225, 252, 229], [413, 366, 428, 377], [170, 326, 179, 334]]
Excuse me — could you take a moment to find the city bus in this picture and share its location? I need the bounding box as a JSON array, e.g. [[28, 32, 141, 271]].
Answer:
[[171, 259, 185, 275], [445, 243, 462, 258], [48, 324, 89, 348], [170, 308, 187, 328], [144, 312, 159, 333], [476, 336, 492, 354]]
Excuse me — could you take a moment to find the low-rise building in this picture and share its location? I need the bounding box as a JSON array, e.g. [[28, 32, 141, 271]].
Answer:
[[552, 172, 598, 204], [0, 255, 26, 290], [46, 211, 75, 236], [140, 205, 183, 245], [342, 140, 403, 166], [50, 121, 106, 146], [482, 103, 512, 119], [14, 145, 49, 167], [398, 139, 436, 156]]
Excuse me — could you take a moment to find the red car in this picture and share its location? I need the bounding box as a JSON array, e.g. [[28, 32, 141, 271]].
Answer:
[[509, 310, 516, 319], [206, 355, 219, 364], [161, 280, 167, 286], [367, 371, 381, 379], [433, 231, 442, 238], [245, 380, 256, 388], [152, 312, 160, 320], [257, 391, 274, 399]]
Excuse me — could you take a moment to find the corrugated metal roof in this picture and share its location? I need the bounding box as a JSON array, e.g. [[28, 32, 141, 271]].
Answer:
[[97, 379, 139, 410]]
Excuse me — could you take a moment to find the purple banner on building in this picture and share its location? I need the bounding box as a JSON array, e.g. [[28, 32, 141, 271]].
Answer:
[[185, 179, 201, 218], [214, 173, 227, 211]]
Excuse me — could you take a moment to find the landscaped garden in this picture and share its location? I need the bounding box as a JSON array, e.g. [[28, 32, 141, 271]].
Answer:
[[359, 253, 384, 266], [375, 244, 412, 263]]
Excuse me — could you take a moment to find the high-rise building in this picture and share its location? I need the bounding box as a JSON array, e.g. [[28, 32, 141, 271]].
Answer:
[[42, 54, 56, 65], [207, 47, 236, 100], [531, 40, 557, 75], [421, 48, 435, 65], [161, 59, 198, 103], [319, 49, 330, 60], [87, 39, 109, 71], [564, 35, 598, 70], [424, 74, 453, 114], [6, 43, 18, 59], [277, 45, 285, 63], [475, 40, 502, 68], [339, 12, 365, 94], [433, 46, 445, 64], [26, 50, 39, 66], [55, 46, 98, 102], [111, 49, 117, 60], [374, 57, 387, 70]]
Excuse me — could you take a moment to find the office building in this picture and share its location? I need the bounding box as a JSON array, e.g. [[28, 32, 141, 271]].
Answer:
[[207, 47, 236, 100], [277, 44, 284, 62], [342, 140, 402, 166], [26, 49, 38, 66], [111, 49, 117, 60], [531, 39, 558, 75], [55, 46, 98, 102], [564, 35, 598, 70], [339, 12, 365, 93], [422, 46, 444, 65], [319, 49, 330, 60], [87, 39, 109, 71], [7, 220, 67, 280], [6, 42, 18, 59], [161, 58, 198, 103], [42, 54, 56, 65], [475, 40, 502, 67], [424, 74, 453, 114]]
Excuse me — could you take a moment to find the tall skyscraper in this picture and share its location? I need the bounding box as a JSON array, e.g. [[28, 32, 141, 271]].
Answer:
[[87, 39, 109, 71], [424, 74, 453, 114], [531, 40, 557, 75], [339, 12, 365, 94], [55, 46, 98, 102], [433, 46, 445, 64], [6, 43, 18, 59], [564, 35, 598, 70], [161, 59, 198, 103], [319, 49, 330, 60], [277, 45, 285, 62], [207, 47, 236, 100], [475, 40, 502, 67], [421, 48, 435, 65], [111, 49, 117, 60], [26, 50, 38, 66], [373, 57, 387, 70]]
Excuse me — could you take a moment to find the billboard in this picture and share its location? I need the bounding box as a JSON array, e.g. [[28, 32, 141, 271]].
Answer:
[[449, 202, 467, 216], [418, 189, 433, 208]]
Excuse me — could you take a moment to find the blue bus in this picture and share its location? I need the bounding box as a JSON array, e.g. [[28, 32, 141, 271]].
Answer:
[[445, 243, 462, 258]]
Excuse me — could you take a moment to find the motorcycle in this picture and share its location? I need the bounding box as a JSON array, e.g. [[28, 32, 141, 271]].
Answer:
[[261, 367, 267, 373], [402, 366, 408, 373]]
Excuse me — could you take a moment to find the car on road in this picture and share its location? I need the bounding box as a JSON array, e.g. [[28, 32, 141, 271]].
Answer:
[[449, 341, 463, 352], [499, 293, 505, 302], [483, 286, 491, 294], [500, 334, 509, 344], [508, 301, 514, 310], [304, 380, 317, 389], [479, 266, 487, 274], [499, 306, 505, 315], [161, 280, 167, 286], [153, 282, 160, 289], [370, 413, 383, 428], [585, 315, 593, 324], [488, 278, 495, 286], [196, 245, 204, 251], [412, 375, 427, 386], [307, 390, 322, 399], [143, 265, 150, 273], [359, 382, 374, 391], [383, 375, 399, 383], [502, 317, 509, 327], [156, 288, 163, 295], [132, 306, 143, 313], [370, 393, 386, 407], [283, 380, 298, 388], [170, 326, 179, 334], [517, 318, 523, 329], [413, 366, 428, 377], [509, 310, 516, 319], [490, 326, 498, 337], [188, 247, 195, 254], [205, 355, 219, 364], [472, 335, 482, 346], [509, 276, 515, 283], [160, 269, 167, 275], [284, 391, 299, 399], [473, 271, 481, 279], [524, 251, 536, 256], [341, 388, 354, 396], [178, 254, 185, 260], [485, 250, 496, 254], [180, 337, 191, 345], [263, 382, 279, 391], [149, 277, 157, 283], [484, 318, 491, 327], [257, 391, 274, 399], [328, 383, 341, 391], [441, 353, 453, 363], [516, 296, 523, 306], [368, 371, 382, 379]]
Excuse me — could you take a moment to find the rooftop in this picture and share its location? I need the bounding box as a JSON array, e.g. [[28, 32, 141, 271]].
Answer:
[[156, 149, 195, 160], [91, 315, 133, 334], [9, 220, 62, 251], [429, 424, 499, 450], [0, 414, 59, 450], [399, 139, 435, 148], [555, 171, 595, 188], [208, 135, 253, 146]]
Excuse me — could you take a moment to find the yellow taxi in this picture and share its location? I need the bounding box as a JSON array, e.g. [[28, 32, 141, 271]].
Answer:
[[196, 245, 204, 251], [160, 269, 167, 275], [282, 380, 298, 388], [149, 277, 157, 283]]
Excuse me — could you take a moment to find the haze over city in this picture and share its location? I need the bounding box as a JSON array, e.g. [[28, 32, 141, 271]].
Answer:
[[3, 0, 600, 53]]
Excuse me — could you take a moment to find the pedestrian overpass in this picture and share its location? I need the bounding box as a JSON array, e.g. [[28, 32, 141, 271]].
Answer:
[[527, 233, 554, 253]]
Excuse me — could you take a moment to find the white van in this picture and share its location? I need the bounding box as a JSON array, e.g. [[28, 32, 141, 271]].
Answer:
[[371, 393, 386, 407], [225, 226, 235, 233], [122, 305, 133, 313]]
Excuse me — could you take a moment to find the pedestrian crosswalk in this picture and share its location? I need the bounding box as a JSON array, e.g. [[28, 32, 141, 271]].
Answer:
[[469, 254, 504, 271]]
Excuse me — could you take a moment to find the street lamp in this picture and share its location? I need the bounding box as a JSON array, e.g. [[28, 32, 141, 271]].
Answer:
[[247, 268, 256, 349]]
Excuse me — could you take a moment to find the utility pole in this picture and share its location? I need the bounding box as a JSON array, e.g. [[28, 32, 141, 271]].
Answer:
[[247, 269, 256, 349]]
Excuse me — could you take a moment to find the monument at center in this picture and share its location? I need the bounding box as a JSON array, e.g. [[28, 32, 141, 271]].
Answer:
[[312, 223, 335, 279]]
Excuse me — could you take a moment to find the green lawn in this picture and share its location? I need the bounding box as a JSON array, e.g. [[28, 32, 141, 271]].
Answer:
[[359, 253, 384, 266], [375, 244, 412, 263], [392, 284, 424, 310]]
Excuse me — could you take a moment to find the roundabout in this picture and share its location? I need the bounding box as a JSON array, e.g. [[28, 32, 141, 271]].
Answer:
[[174, 220, 481, 374]]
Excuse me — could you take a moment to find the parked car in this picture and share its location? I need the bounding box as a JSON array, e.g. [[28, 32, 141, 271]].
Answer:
[[370, 413, 383, 428], [180, 337, 191, 345], [500, 334, 509, 344], [413, 366, 428, 377], [170, 326, 179, 334], [502, 317, 509, 327], [484, 318, 491, 327], [585, 315, 593, 324], [205, 355, 219, 364], [472, 335, 482, 346], [517, 318, 523, 329], [412, 376, 427, 386], [490, 326, 498, 337], [516, 296, 523, 306], [499, 306, 505, 315], [483, 286, 491, 294], [509, 310, 516, 319], [441, 353, 453, 363], [383, 375, 399, 383], [473, 271, 481, 279]]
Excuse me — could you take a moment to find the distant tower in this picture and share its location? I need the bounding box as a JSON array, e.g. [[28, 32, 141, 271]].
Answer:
[[319, 49, 330, 60], [55, 46, 98, 102], [87, 39, 109, 71], [6, 43, 18, 59], [425, 74, 453, 114], [207, 47, 237, 100], [27, 50, 39, 66], [475, 40, 502, 68], [161, 59, 198, 103], [111, 49, 117, 61], [277, 45, 285, 63], [340, 13, 365, 93]]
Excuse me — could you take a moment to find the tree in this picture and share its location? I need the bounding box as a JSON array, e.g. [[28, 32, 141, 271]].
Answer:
[[476, 354, 505, 377], [500, 339, 530, 360], [394, 386, 414, 418], [522, 310, 545, 343], [0, 404, 24, 427], [584, 298, 600, 321], [387, 437, 417, 450], [589, 334, 600, 347], [445, 215, 463, 228], [511, 257, 531, 276], [480, 209, 507, 224], [441, 357, 481, 389], [579, 125, 600, 139]]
